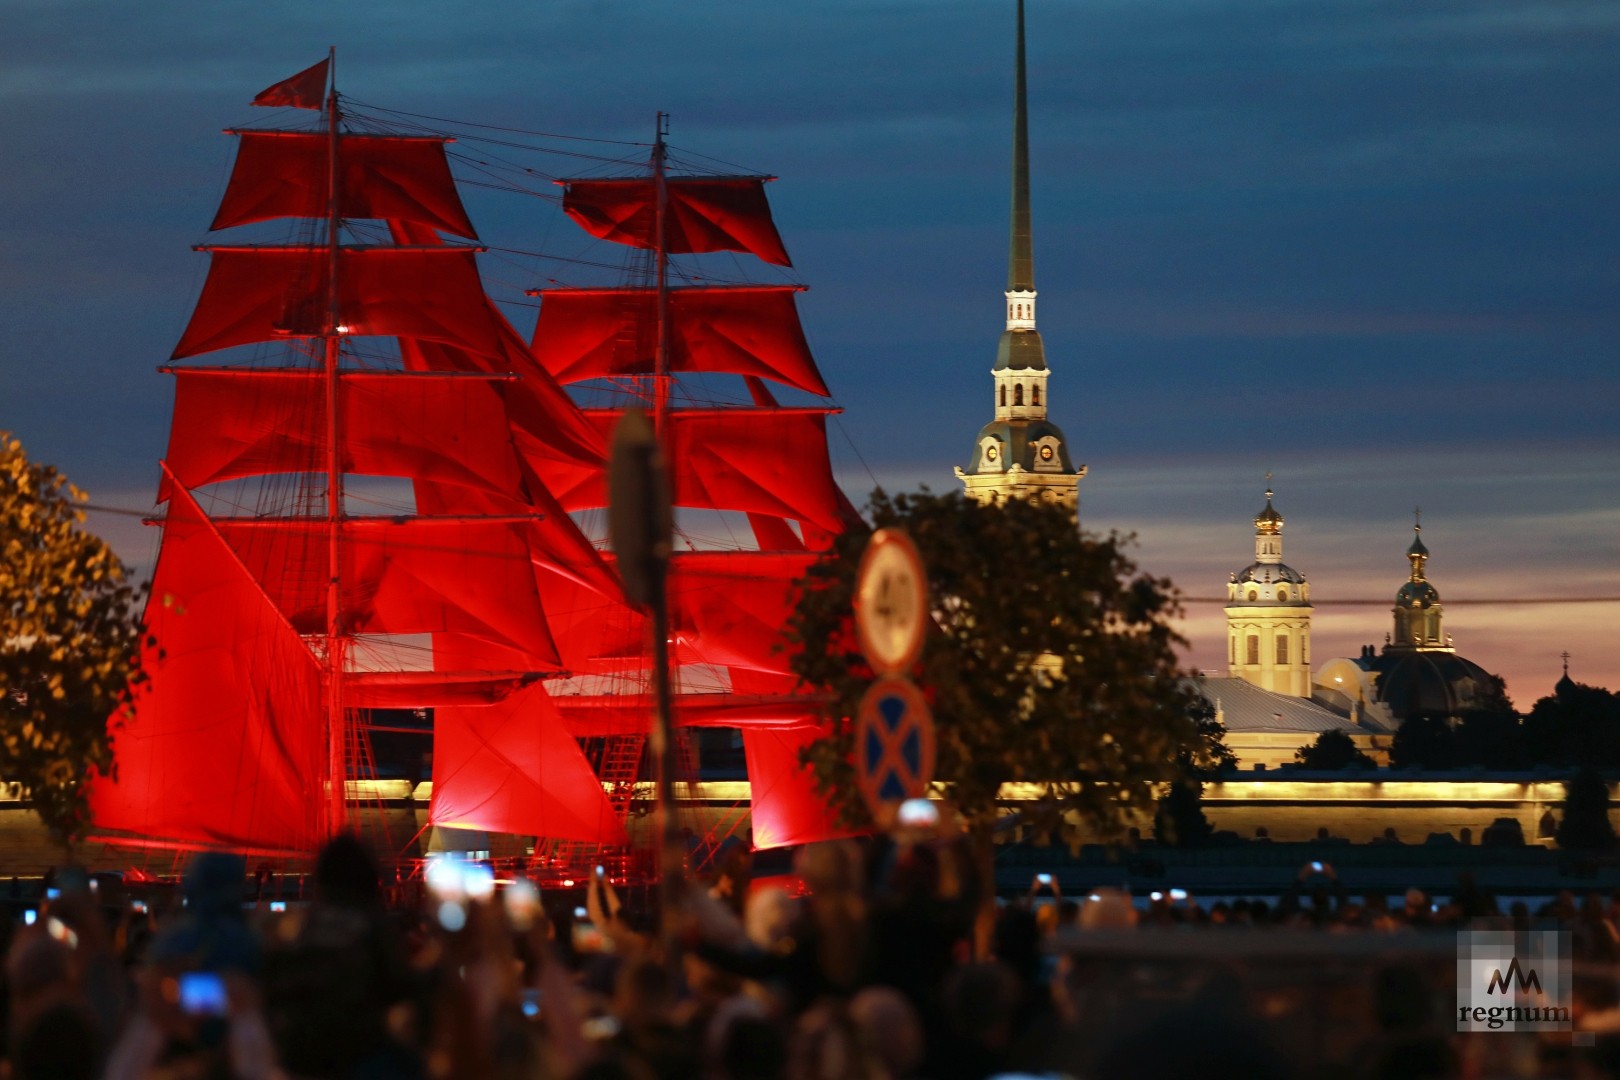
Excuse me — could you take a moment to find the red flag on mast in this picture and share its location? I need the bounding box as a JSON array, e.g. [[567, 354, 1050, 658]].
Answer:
[[251, 59, 329, 110]]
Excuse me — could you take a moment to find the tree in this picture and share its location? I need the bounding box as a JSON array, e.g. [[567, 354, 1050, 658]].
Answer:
[[789, 489, 1223, 848], [1154, 696, 1231, 847], [1295, 730, 1377, 771], [1, 433, 145, 843], [1524, 681, 1620, 767], [1555, 767, 1616, 851], [1389, 715, 1458, 770]]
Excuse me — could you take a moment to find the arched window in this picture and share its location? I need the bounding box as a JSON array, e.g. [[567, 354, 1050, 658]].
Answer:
[[1277, 586, 1288, 602], [1246, 635, 1259, 665], [1032, 385, 1041, 406], [999, 385, 1006, 407], [1013, 385, 1024, 406], [1230, 636, 1236, 664], [1276, 635, 1289, 664], [1247, 589, 1258, 602]]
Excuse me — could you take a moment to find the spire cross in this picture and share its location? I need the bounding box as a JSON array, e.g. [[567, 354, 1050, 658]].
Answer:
[[1414, 506, 1421, 532], [1561, 651, 1571, 676]]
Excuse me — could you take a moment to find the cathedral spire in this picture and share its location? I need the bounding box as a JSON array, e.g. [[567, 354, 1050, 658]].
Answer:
[[957, 0, 1084, 513], [996, 0, 1047, 377], [1009, 0, 1033, 296]]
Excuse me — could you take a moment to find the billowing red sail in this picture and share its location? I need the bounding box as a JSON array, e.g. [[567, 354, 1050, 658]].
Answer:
[[213, 132, 477, 238], [430, 684, 627, 843], [531, 286, 828, 396], [161, 369, 525, 500], [88, 478, 323, 853], [543, 408, 844, 533], [562, 177, 791, 266], [544, 552, 814, 676], [173, 246, 504, 360], [212, 517, 561, 666], [744, 727, 862, 851]]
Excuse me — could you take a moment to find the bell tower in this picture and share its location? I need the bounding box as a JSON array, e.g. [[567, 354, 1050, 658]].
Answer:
[[1225, 479, 1314, 696], [956, 0, 1085, 513], [1388, 510, 1451, 652]]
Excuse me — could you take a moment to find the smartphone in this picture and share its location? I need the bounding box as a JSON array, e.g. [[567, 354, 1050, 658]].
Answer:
[[572, 919, 604, 953], [425, 857, 466, 902], [131, 899, 148, 915], [1035, 873, 1053, 886], [1169, 888, 1188, 903], [462, 863, 495, 902], [1150, 891, 1164, 903], [45, 887, 61, 901], [1309, 861, 1324, 874], [504, 878, 540, 929], [521, 989, 542, 1019], [897, 798, 939, 828], [179, 971, 229, 1017], [269, 901, 287, 913], [22, 909, 36, 926]]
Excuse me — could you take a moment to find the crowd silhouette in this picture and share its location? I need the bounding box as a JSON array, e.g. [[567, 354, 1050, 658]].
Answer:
[[4, 833, 1620, 1079]]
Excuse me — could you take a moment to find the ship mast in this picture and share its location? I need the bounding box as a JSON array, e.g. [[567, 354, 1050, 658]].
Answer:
[[651, 112, 672, 434], [320, 46, 348, 837], [647, 111, 680, 918]]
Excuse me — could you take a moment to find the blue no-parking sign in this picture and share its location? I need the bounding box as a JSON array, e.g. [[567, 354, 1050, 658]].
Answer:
[[855, 676, 936, 815]]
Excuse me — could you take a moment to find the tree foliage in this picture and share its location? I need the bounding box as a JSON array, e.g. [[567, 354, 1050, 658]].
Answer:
[[788, 489, 1223, 846], [0, 433, 144, 842], [1295, 729, 1377, 771], [1556, 767, 1616, 851], [1524, 681, 1620, 767]]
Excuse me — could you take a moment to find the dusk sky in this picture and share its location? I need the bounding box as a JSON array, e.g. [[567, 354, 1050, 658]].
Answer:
[[4, 1, 1617, 705]]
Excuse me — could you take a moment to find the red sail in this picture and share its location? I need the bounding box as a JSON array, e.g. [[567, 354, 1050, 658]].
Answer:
[[212, 517, 561, 666], [348, 671, 537, 708], [88, 479, 323, 853], [172, 246, 504, 360], [546, 552, 814, 675], [744, 726, 863, 850], [430, 683, 628, 843], [562, 177, 791, 266], [161, 370, 525, 501], [555, 693, 825, 737], [545, 409, 844, 533], [530, 286, 828, 396], [212, 132, 477, 239], [251, 59, 328, 110], [385, 217, 609, 493]]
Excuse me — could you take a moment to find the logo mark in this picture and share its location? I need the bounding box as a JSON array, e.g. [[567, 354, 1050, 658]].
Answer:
[[1485, 957, 1542, 996]]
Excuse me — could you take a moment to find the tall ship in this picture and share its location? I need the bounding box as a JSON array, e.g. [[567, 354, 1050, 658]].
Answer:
[[89, 57, 854, 872]]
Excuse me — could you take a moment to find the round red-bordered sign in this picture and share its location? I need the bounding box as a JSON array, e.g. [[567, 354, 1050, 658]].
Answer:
[[854, 529, 928, 676], [854, 676, 936, 815]]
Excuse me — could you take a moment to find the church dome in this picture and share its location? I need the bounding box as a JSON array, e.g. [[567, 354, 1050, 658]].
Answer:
[[1370, 651, 1503, 721], [1254, 493, 1283, 534], [1234, 562, 1307, 586], [1396, 579, 1440, 608], [1229, 559, 1310, 605]]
